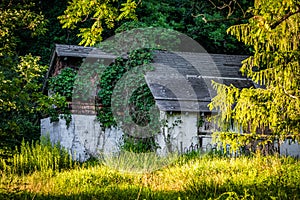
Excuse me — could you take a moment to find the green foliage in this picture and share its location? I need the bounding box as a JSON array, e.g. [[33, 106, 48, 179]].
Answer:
[[48, 68, 77, 100], [73, 62, 106, 101], [209, 0, 300, 151], [0, 55, 46, 112], [98, 27, 182, 56], [58, 0, 253, 53], [131, 0, 253, 54], [58, 0, 138, 46], [46, 95, 72, 125], [0, 1, 47, 56], [17, 0, 81, 65], [135, 0, 186, 30], [47, 62, 106, 124], [187, 13, 246, 54], [49, 63, 104, 102], [46, 49, 157, 135], [0, 1, 76, 154], [97, 48, 155, 129], [185, 0, 253, 54], [96, 48, 161, 151], [0, 54, 60, 153], [115, 21, 148, 33], [128, 84, 156, 127]]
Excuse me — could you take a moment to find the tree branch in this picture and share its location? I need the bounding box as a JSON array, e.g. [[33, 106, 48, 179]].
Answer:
[[192, 13, 251, 23], [207, 0, 247, 18], [283, 87, 298, 99], [270, 7, 300, 29], [81, 15, 89, 23]]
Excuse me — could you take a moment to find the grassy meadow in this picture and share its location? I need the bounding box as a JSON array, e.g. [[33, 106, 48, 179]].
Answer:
[[0, 139, 300, 200]]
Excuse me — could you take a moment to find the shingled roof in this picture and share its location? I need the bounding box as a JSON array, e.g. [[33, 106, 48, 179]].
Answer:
[[43, 44, 118, 93], [146, 51, 253, 112], [44, 44, 253, 113], [53, 44, 116, 58]]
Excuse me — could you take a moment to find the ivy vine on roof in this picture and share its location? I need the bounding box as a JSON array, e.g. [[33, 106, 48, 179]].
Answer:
[[47, 48, 159, 136]]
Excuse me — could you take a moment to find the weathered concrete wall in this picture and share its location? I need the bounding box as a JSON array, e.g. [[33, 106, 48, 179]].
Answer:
[[41, 115, 123, 162], [280, 139, 300, 158], [41, 113, 300, 160], [156, 111, 198, 156], [41, 112, 200, 160]]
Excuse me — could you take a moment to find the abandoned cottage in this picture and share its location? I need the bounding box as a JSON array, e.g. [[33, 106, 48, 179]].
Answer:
[[41, 44, 299, 161]]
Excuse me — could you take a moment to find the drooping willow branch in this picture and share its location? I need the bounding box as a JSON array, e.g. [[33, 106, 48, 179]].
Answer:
[[270, 6, 300, 29]]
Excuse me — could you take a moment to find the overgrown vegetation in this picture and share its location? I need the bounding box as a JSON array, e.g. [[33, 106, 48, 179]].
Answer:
[[0, 142, 299, 199], [0, 0, 77, 155], [0, 136, 75, 175], [97, 49, 154, 128], [47, 48, 158, 152], [97, 48, 160, 151]]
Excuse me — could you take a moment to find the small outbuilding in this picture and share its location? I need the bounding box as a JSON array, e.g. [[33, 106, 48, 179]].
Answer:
[[41, 44, 299, 161]]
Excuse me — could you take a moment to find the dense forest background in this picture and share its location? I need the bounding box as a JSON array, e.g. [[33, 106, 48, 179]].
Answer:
[[10, 0, 300, 158], [22, 0, 252, 64], [0, 0, 253, 154]]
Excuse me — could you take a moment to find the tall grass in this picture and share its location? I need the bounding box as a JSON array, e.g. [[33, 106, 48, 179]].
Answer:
[[0, 143, 299, 199], [103, 151, 178, 173], [0, 136, 75, 174]]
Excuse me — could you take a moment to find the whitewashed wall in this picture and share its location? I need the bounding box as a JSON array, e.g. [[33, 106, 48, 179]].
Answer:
[[41, 113, 300, 161], [41, 115, 123, 162], [41, 112, 200, 161], [280, 139, 300, 158], [156, 111, 199, 156]]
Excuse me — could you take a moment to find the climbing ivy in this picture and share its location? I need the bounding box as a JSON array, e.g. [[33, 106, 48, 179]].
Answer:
[[48, 62, 106, 125], [97, 48, 161, 154], [48, 68, 77, 101], [47, 67, 76, 125], [97, 48, 156, 130]]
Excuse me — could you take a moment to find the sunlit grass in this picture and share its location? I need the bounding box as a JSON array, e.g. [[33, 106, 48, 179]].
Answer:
[[103, 150, 178, 173], [0, 141, 299, 199]]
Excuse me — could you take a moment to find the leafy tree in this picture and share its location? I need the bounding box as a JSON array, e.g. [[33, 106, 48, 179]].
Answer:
[[0, 1, 64, 155], [18, 0, 81, 65], [0, 1, 47, 56], [135, 0, 186, 30], [185, 0, 253, 54], [119, 0, 253, 54], [209, 0, 300, 152], [58, 0, 138, 46], [57, 0, 253, 53]]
